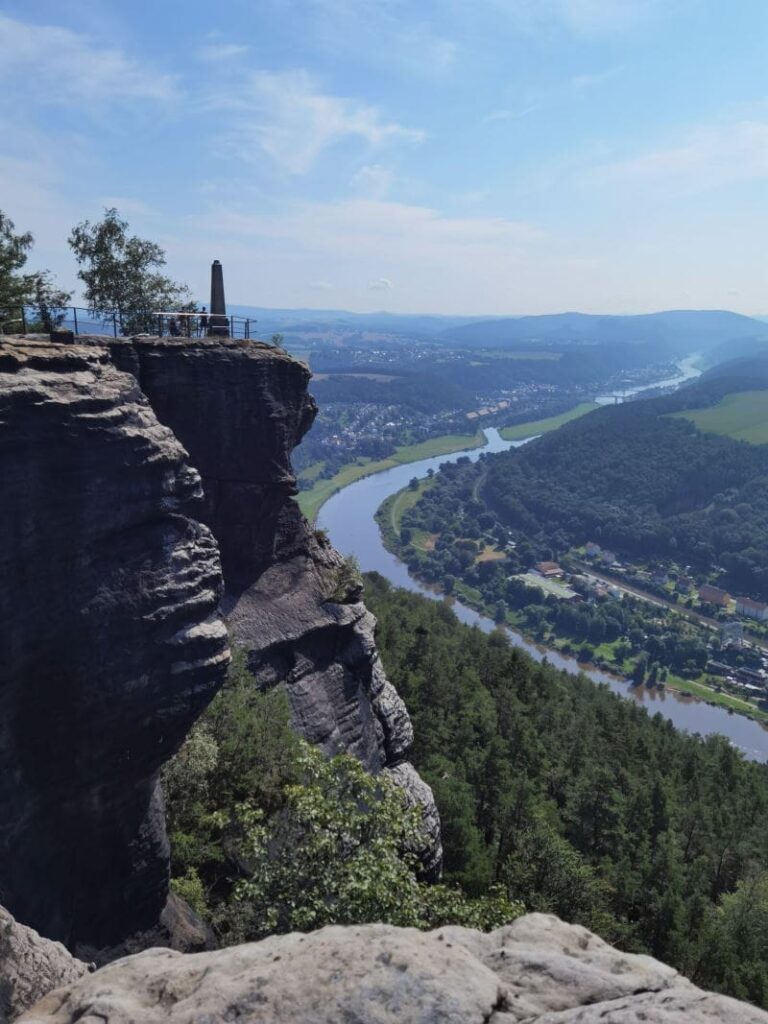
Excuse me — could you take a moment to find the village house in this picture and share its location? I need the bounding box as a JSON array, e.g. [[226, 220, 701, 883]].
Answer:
[[698, 584, 731, 608], [533, 561, 563, 579], [735, 596, 768, 622]]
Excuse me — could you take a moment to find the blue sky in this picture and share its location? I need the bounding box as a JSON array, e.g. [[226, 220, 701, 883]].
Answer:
[[3, 0, 768, 314]]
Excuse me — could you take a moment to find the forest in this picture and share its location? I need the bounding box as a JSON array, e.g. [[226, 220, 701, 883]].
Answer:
[[479, 369, 768, 599], [164, 577, 768, 1009], [366, 574, 768, 1008]]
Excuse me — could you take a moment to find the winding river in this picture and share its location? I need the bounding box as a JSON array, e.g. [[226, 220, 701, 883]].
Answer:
[[318, 361, 768, 762]]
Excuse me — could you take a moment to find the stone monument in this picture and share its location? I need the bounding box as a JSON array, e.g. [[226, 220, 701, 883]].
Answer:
[[208, 259, 229, 337]]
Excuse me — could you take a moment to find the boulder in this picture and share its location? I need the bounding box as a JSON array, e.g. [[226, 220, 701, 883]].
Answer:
[[19, 915, 768, 1024]]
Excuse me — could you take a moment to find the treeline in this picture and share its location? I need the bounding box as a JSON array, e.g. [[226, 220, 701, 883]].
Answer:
[[365, 573, 768, 1007], [481, 385, 768, 598]]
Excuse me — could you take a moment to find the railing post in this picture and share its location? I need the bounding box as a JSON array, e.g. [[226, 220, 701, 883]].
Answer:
[[20, 307, 26, 333], [112, 313, 118, 338], [157, 315, 162, 337], [73, 307, 78, 335]]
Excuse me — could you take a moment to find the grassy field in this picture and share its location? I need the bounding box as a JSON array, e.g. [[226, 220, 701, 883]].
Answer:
[[670, 389, 768, 444], [499, 401, 599, 441], [387, 477, 436, 535], [297, 430, 484, 522], [297, 460, 326, 483]]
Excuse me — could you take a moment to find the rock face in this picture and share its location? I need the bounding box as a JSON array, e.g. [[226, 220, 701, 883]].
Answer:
[[19, 914, 768, 1024], [110, 337, 441, 876], [0, 342, 230, 951], [0, 906, 88, 1023]]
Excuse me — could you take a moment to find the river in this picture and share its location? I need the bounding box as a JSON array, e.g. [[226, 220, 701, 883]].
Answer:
[[595, 353, 702, 404], [318, 401, 768, 762]]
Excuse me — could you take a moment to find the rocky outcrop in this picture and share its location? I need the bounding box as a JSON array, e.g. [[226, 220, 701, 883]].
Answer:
[[18, 914, 767, 1023], [0, 342, 230, 951], [106, 337, 441, 875], [0, 906, 88, 1022]]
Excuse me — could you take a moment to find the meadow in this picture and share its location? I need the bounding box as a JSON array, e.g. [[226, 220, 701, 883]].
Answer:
[[499, 401, 599, 441], [670, 389, 768, 444]]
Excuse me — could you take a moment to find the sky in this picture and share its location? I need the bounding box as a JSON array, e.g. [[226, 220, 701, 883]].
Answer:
[[2, 0, 768, 316]]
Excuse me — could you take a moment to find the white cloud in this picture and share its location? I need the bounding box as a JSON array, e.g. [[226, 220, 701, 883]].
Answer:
[[554, 0, 661, 33], [589, 120, 768, 189], [490, 0, 671, 34], [369, 276, 393, 291], [0, 15, 177, 103], [100, 197, 156, 217], [208, 69, 423, 173], [570, 67, 621, 91], [482, 105, 539, 123], [350, 164, 394, 199], [196, 43, 249, 61], [309, 280, 334, 290], [303, 1, 458, 78]]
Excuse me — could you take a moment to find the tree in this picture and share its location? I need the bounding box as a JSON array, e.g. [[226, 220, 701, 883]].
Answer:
[[231, 744, 521, 940], [69, 208, 190, 334], [0, 212, 33, 327], [30, 271, 71, 331], [409, 477, 420, 491], [0, 211, 70, 332]]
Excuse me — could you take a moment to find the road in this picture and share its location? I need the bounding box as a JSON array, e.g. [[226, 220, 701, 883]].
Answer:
[[571, 559, 768, 655]]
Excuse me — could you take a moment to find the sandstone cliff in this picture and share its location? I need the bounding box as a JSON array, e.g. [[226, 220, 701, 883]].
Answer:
[[0, 342, 230, 950], [0, 906, 88, 1022], [110, 337, 441, 876], [0, 335, 439, 961], [19, 913, 767, 1024]]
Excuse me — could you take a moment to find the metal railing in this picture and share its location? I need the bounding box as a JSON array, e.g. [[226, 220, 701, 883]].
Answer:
[[0, 305, 260, 341]]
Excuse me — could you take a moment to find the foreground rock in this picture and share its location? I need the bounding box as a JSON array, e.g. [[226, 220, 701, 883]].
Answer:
[[0, 906, 88, 1022], [110, 337, 442, 876], [0, 342, 229, 950], [19, 914, 767, 1023]]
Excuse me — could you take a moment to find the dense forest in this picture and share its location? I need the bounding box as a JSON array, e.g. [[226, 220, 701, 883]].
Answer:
[[365, 574, 768, 1007], [165, 577, 768, 1008], [478, 367, 768, 599]]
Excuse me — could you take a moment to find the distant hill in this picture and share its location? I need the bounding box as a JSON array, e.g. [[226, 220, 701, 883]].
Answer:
[[228, 305, 487, 341], [438, 310, 768, 356]]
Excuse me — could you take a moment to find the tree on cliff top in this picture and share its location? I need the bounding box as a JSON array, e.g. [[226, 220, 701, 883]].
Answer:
[[68, 208, 190, 334], [0, 211, 71, 332]]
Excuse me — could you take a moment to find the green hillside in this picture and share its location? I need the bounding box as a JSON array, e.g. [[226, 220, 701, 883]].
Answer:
[[671, 389, 768, 444], [500, 401, 599, 441]]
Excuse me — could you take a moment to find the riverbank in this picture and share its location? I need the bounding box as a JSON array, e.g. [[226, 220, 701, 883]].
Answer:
[[499, 402, 599, 441], [376, 480, 768, 727], [317, 425, 768, 759], [297, 430, 485, 521]]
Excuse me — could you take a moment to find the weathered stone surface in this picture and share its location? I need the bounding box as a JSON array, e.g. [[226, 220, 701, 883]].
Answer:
[[438, 913, 689, 1019], [19, 915, 768, 1024], [0, 906, 88, 1022], [0, 342, 229, 951], [109, 337, 441, 874], [527, 989, 768, 1023]]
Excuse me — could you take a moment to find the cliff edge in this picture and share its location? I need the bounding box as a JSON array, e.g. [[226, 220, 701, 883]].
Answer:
[[0, 341, 230, 950]]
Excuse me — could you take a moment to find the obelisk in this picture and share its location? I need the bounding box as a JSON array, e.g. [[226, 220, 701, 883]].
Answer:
[[208, 259, 229, 336]]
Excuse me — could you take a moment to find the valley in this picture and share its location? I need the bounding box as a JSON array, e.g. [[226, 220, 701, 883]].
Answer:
[[359, 359, 768, 733]]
